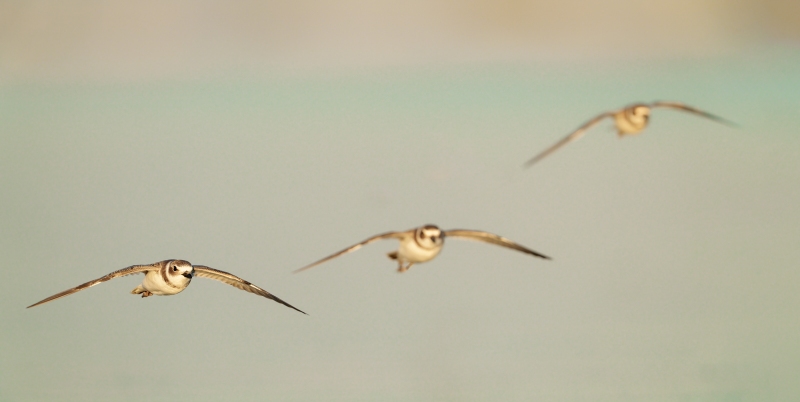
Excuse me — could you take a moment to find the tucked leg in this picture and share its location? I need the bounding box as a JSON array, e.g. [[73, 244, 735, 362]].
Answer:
[[397, 263, 414, 273]]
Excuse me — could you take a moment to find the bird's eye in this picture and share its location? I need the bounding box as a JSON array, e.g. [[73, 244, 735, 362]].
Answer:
[[420, 232, 426, 239], [172, 267, 178, 272]]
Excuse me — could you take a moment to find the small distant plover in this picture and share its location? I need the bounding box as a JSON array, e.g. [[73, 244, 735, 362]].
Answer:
[[524, 101, 735, 166]]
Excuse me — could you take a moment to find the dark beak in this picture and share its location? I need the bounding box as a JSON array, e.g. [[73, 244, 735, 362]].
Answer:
[[183, 271, 194, 278]]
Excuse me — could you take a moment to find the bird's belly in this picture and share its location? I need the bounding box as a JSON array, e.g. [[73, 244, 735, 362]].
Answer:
[[614, 115, 646, 135], [142, 272, 187, 296], [398, 241, 442, 263]]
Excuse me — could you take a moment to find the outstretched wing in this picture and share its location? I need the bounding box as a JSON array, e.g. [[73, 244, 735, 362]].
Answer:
[[650, 101, 737, 127], [27, 262, 163, 308], [524, 111, 614, 167], [193, 266, 306, 315], [294, 231, 408, 273], [443, 229, 551, 260]]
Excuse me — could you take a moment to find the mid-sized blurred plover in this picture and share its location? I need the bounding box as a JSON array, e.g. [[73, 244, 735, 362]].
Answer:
[[295, 224, 550, 273]]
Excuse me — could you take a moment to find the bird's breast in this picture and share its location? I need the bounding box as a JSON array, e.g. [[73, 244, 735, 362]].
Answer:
[[142, 271, 188, 296], [614, 113, 647, 135], [398, 238, 443, 263]]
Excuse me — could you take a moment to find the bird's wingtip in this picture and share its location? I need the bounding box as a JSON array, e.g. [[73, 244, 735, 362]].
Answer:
[[291, 306, 309, 315], [722, 119, 740, 128], [293, 265, 312, 274], [522, 158, 540, 168]]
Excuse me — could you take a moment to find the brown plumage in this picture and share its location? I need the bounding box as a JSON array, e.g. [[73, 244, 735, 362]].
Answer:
[[524, 101, 736, 167]]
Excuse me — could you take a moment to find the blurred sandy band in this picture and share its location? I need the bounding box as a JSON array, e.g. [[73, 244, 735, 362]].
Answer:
[[1, 0, 799, 83]]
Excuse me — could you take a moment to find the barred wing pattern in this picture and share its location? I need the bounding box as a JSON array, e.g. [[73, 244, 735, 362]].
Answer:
[[650, 101, 737, 127], [443, 230, 551, 260], [293, 231, 408, 273], [27, 262, 163, 308], [193, 266, 306, 315], [524, 112, 614, 167]]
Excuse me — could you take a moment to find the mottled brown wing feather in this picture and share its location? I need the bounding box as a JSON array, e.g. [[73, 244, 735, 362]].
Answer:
[[650, 101, 737, 127], [27, 262, 163, 308], [443, 229, 551, 260], [293, 230, 408, 273], [524, 112, 615, 167], [192, 266, 306, 315]]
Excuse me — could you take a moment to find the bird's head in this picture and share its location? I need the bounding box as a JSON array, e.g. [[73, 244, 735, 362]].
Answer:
[[167, 260, 194, 284], [415, 225, 444, 249], [629, 104, 651, 123]]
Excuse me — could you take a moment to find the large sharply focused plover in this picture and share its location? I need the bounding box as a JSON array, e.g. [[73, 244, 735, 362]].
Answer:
[[295, 224, 550, 273], [27, 259, 306, 314], [524, 101, 735, 167]]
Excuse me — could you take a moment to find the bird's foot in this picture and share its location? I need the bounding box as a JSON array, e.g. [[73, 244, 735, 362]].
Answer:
[[141, 291, 153, 298]]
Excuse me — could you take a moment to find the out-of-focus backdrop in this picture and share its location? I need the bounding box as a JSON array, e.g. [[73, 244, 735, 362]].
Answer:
[[2, 1, 800, 82], [2, 1, 799, 401]]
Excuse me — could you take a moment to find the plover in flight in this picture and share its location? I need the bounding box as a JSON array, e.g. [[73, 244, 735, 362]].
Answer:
[[27, 259, 306, 314], [524, 101, 735, 167], [295, 224, 550, 273]]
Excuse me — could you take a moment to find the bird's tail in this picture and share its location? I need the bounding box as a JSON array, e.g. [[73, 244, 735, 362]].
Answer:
[[387, 251, 398, 260], [130, 285, 146, 294]]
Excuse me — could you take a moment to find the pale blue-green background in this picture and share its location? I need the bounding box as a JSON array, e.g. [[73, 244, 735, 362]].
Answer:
[[2, 2, 800, 401]]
